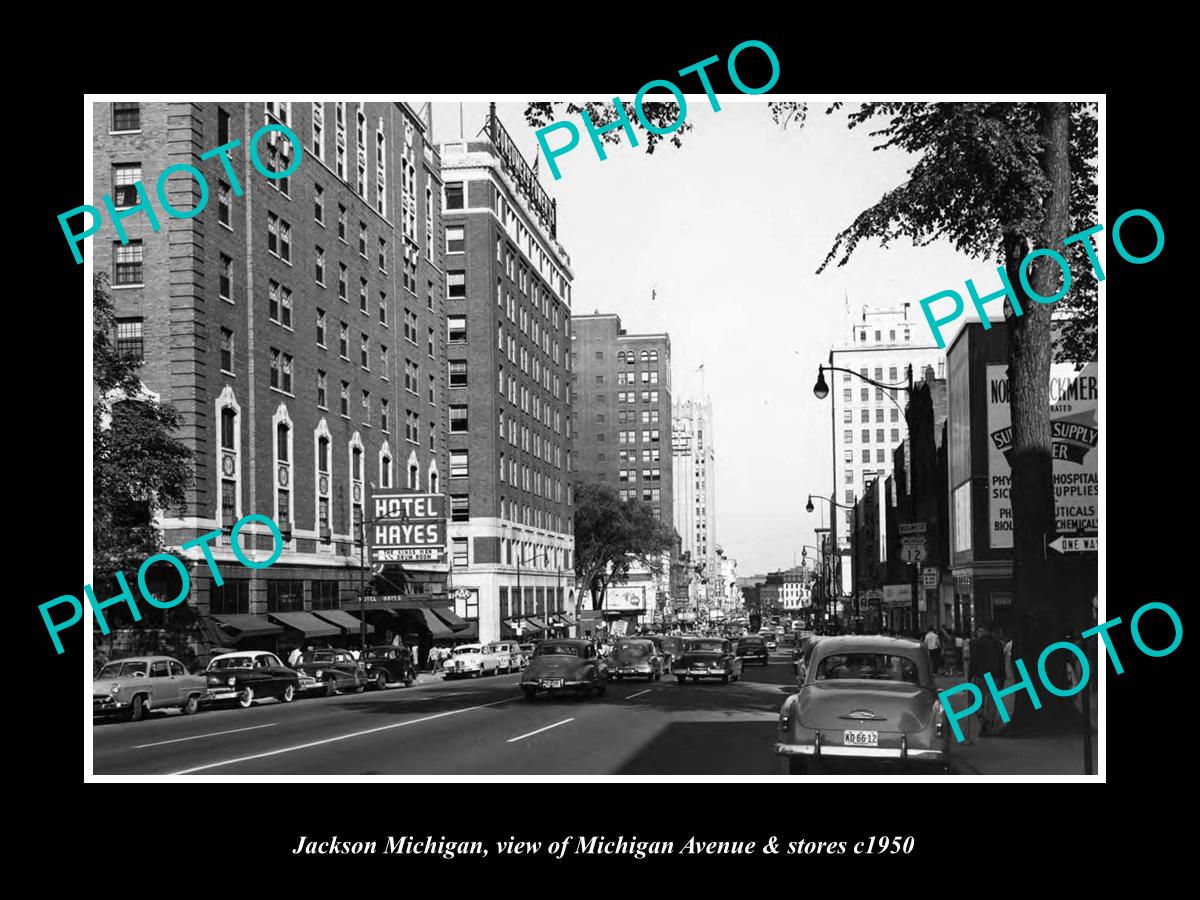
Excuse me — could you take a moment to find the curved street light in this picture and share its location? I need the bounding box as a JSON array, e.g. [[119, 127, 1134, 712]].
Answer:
[[813, 363, 914, 415], [806, 494, 857, 514]]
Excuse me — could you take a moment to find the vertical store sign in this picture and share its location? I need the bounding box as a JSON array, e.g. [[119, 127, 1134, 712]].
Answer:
[[986, 363, 1099, 549]]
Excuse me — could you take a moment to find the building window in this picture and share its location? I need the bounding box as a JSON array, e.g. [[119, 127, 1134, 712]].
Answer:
[[269, 349, 293, 394], [844, 429, 853, 444], [444, 183, 464, 209], [447, 272, 466, 299], [452, 537, 468, 567], [448, 315, 467, 342], [450, 405, 468, 432], [876, 449, 885, 463], [217, 107, 230, 145], [379, 237, 387, 273], [361, 389, 370, 423], [113, 241, 143, 285], [220, 327, 234, 373], [314, 183, 324, 223], [845, 469, 854, 484], [115, 318, 144, 361], [843, 388, 852, 403], [361, 334, 370, 369], [358, 222, 367, 257], [314, 246, 325, 284], [112, 163, 141, 208], [861, 450, 869, 463], [111, 102, 140, 131], [451, 494, 470, 522], [876, 429, 884, 443], [862, 429, 870, 443], [446, 226, 465, 254], [338, 322, 349, 359], [340, 382, 349, 417], [449, 360, 468, 387], [316, 370, 327, 409], [315, 308, 326, 347], [217, 253, 233, 301], [360, 278, 368, 314], [891, 428, 900, 442], [381, 397, 389, 432], [451, 450, 468, 478], [337, 204, 347, 241]]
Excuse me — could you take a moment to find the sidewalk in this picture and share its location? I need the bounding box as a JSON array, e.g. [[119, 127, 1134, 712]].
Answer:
[[935, 675, 1098, 776], [413, 671, 445, 685]]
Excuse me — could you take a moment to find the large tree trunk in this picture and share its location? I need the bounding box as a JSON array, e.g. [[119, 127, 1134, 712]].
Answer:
[[1003, 102, 1074, 733]]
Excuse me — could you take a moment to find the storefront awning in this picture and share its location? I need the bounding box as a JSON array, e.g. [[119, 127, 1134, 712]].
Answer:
[[268, 612, 341, 638], [209, 614, 283, 638], [525, 617, 549, 632], [558, 614, 577, 626], [419, 607, 453, 638], [431, 606, 469, 630], [312, 609, 375, 634]]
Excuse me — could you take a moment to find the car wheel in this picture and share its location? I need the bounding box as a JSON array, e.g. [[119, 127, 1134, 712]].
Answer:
[[279, 684, 295, 703], [182, 694, 200, 715], [238, 686, 254, 709], [325, 681, 337, 697], [129, 694, 147, 722], [676, 675, 686, 684], [375, 672, 388, 690]]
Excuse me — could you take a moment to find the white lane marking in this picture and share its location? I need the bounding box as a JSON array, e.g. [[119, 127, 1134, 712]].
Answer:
[[506, 718, 575, 743], [132, 723, 277, 749], [167, 697, 517, 775], [625, 690, 652, 700]]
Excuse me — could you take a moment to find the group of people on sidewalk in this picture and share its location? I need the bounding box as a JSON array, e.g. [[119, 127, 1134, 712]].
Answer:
[[924, 623, 1016, 744]]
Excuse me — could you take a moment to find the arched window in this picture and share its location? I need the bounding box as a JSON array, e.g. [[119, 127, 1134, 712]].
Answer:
[[617, 351, 625, 364], [407, 450, 420, 490], [314, 419, 333, 543], [649, 349, 658, 363], [215, 386, 242, 531], [272, 404, 294, 540], [640, 349, 649, 362], [427, 459, 439, 494], [348, 432, 364, 541], [379, 440, 392, 490]]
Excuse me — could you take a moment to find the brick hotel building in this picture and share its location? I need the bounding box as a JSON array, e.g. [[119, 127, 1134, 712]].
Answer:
[[570, 314, 674, 625], [437, 107, 576, 646], [93, 101, 449, 652]]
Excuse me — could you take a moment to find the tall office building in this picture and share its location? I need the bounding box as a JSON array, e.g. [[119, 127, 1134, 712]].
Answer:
[[93, 101, 448, 648], [828, 304, 943, 593], [438, 106, 576, 646], [570, 313, 674, 624], [672, 396, 716, 585]]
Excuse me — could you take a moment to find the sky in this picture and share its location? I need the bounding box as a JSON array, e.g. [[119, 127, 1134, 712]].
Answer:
[[432, 99, 987, 576]]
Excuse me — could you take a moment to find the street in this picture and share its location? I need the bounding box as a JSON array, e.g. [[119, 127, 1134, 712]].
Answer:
[[96, 647, 958, 775]]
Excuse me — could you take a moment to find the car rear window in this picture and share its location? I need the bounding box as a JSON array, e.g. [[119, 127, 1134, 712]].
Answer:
[[815, 654, 919, 684]]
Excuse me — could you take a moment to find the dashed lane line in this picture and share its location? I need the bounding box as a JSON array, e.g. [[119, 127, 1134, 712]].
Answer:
[[132, 723, 277, 750]]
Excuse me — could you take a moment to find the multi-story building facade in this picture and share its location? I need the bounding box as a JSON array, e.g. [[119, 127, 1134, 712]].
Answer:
[[438, 107, 576, 646], [829, 304, 943, 595], [94, 101, 448, 651], [571, 313, 674, 622], [672, 396, 717, 583]]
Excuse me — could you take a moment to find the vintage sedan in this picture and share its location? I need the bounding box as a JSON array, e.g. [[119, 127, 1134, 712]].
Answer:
[[203, 651, 302, 708], [738, 635, 770, 667], [443, 644, 502, 679], [295, 649, 368, 696], [361, 646, 416, 689], [643, 634, 674, 670], [672, 638, 743, 684], [609, 638, 664, 681], [521, 640, 609, 700], [486, 640, 525, 674], [758, 630, 779, 651], [518, 643, 537, 665], [93, 656, 208, 721], [776, 636, 951, 775]]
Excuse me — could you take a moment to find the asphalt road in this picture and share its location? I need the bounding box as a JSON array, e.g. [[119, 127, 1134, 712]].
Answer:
[[92, 648, 958, 775]]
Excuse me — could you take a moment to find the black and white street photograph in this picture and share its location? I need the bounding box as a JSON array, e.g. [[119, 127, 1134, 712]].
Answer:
[[71, 86, 1120, 781]]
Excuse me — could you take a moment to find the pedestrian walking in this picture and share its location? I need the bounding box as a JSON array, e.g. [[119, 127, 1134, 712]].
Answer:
[[411, 643, 420, 669], [287, 645, 303, 667], [924, 626, 942, 675], [968, 624, 1005, 740]]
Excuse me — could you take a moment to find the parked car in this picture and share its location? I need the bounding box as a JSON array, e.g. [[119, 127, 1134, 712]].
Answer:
[[521, 639, 609, 700], [518, 643, 537, 666], [792, 631, 818, 674], [203, 651, 301, 708], [776, 636, 950, 775], [444, 644, 502, 679], [609, 638, 664, 681], [737, 635, 769, 667], [93, 656, 208, 721], [672, 638, 743, 684], [487, 640, 525, 673], [794, 636, 822, 682], [361, 646, 416, 689], [294, 649, 368, 696], [643, 634, 675, 670]]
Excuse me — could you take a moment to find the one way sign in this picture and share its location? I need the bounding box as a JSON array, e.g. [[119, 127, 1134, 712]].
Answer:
[[1048, 535, 1097, 554]]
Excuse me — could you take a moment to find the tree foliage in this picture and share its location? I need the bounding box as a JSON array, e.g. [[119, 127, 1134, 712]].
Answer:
[[573, 480, 676, 607], [524, 102, 693, 156], [93, 273, 194, 587]]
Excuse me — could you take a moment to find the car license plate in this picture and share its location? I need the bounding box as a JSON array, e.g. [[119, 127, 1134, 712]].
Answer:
[[690, 667, 707, 674], [541, 678, 563, 688], [620, 668, 636, 674], [844, 730, 879, 747]]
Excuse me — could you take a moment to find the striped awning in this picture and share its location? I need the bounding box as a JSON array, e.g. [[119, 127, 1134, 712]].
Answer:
[[267, 612, 341, 638], [311, 609, 375, 634], [209, 614, 283, 638]]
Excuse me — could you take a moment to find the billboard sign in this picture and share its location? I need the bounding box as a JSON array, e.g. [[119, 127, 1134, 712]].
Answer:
[[369, 493, 446, 563], [986, 363, 1098, 549]]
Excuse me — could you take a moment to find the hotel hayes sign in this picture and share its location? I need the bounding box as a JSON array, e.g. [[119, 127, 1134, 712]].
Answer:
[[369, 493, 446, 563]]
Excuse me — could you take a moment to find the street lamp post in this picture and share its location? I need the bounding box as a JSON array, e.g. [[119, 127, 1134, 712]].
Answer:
[[356, 508, 410, 654]]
